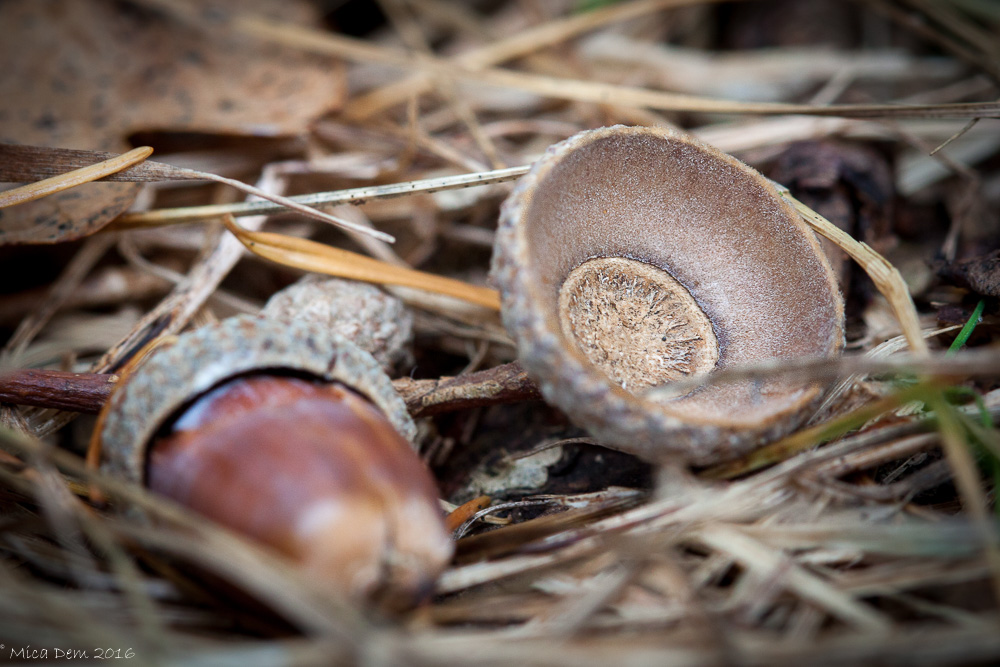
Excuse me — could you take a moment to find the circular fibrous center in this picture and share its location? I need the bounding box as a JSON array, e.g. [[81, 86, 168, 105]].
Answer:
[[557, 257, 719, 393]]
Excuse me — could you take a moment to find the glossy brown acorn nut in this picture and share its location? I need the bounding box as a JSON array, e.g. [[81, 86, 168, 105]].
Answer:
[[100, 315, 452, 602], [493, 125, 845, 464]]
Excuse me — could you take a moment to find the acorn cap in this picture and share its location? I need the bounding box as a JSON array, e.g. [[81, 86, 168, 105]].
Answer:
[[260, 275, 415, 374], [100, 315, 417, 484], [492, 125, 844, 464]]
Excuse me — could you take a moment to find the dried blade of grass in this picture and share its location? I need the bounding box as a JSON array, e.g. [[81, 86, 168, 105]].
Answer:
[[377, 0, 504, 169], [0, 144, 202, 182], [0, 463, 165, 650], [775, 187, 929, 356], [345, 0, 733, 119], [807, 326, 961, 426], [0, 146, 153, 208], [106, 520, 364, 646], [2, 234, 117, 359], [930, 117, 981, 155], [221, 215, 501, 310], [113, 165, 529, 228], [646, 348, 1000, 403], [734, 400, 1000, 496], [0, 425, 367, 639], [809, 432, 941, 480], [743, 521, 984, 560], [445, 488, 729, 593], [74, 494, 170, 650], [697, 525, 892, 632], [85, 165, 284, 395], [129, 0, 1000, 128], [532, 563, 637, 637], [438, 526, 608, 594], [232, 12, 1000, 120], [701, 381, 941, 479], [0, 541, 128, 648], [925, 391, 1000, 606], [1, 145, 392, 242], [168, 167, 395, 244]]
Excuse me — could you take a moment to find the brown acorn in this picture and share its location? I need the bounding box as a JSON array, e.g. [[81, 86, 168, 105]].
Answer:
[[492, 125, 844, 464], [99, 315, 452, 602]]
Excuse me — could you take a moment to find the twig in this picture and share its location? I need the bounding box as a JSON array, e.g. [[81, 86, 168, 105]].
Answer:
[[113, 165, 530, 227], [0, 370, 118, 414], [0, 361, 541, 418], [393, 361, 541, 417], [7, 351, 1000, 418]]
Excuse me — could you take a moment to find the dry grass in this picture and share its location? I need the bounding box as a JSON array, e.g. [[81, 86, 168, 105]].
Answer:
[[2, 0, 1000, 664]]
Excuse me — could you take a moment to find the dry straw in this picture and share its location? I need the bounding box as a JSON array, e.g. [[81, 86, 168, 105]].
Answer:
[[2, 0, 999, 662]]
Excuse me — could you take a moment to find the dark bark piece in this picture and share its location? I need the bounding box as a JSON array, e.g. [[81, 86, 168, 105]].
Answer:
[[769, 140, 896, 299], [0, 362, 543, 418], [936, 249, 1000, 298], [0, 369, 117, 414], [394, 362, 542, 418]]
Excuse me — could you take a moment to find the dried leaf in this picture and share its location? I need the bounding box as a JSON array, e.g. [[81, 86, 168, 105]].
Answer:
[[0, 0, 343, 244]]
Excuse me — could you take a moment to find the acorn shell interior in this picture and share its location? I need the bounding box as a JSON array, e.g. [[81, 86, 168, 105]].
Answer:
[[497, 125, 844, 453]]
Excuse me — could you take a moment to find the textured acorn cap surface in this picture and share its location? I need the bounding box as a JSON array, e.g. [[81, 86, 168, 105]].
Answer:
[[100, 314, 417, 484], [492, 125, 844, 464], [260, 275, 414, 373]]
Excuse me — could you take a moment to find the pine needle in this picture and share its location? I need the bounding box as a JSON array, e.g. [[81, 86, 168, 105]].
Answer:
[[701, 381, 941, 479], [221, 215, 501, 310], [0, 146, 153, 209], [112, 165, 529, 228], [925, 390, 1000, 606], [776, 186, 930, 357], [0, 144, 394, 243], [235, 11, 1000, 120]]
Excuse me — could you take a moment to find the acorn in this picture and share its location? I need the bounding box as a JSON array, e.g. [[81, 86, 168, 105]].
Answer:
[[492, 125, 844, 464], [99, 315, 452, 603]]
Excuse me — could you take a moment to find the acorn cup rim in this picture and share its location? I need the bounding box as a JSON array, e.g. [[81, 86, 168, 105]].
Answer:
[[492, 124, 845, 464], [99, 315, 417, 485]]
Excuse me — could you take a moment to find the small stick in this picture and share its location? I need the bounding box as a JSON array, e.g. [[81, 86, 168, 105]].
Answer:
[[6, 352, 1000, 419], [113, 165, 530, 227], [393, 361, 541, 417], [0, 361, 542, 418], [0, 370, 118, 414]]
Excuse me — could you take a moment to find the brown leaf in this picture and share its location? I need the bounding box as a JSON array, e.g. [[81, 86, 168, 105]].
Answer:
[[0, 0, 344, 245], [937, 250, 1000, 299], [769, 140, 896, 298]]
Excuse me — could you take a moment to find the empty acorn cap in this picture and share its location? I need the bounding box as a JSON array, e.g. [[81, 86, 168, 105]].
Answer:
[[100, 315, 417, 484], [492, 125, 844, 464]]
